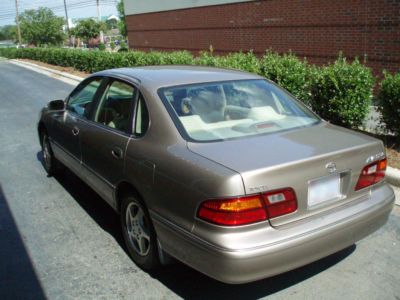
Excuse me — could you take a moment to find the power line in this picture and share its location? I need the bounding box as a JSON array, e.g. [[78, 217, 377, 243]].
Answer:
[[0, 0, 118, 22]]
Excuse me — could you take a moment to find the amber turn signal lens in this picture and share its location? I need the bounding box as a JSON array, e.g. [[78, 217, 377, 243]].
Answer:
[[198, 195, 267, 226]]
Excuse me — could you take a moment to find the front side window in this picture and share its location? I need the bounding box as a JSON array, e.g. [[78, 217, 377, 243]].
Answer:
[[94, 80, 136, 133], [160, 79, 320, 142], [67, 78, 102, 118]]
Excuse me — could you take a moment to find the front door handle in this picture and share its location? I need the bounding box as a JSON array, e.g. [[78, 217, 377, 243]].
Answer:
[[111, 147, 123, 159], [72, 127, 80, 136]]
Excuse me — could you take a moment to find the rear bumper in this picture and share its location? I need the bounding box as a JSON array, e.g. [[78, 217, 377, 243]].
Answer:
[[152, 184, 395, 284]]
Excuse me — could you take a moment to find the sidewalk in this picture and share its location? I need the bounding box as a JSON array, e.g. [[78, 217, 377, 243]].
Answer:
[[8, 59, 84, 85]]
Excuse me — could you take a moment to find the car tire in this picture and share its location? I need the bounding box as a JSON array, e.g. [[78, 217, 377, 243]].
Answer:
[[41, 133, 61, 176], [121, 195, 160, 270]]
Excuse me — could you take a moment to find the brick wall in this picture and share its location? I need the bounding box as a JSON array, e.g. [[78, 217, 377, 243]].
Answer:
[[126, 0, 400, 76]]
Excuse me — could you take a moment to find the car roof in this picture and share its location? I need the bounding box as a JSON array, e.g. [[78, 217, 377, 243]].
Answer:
[[94, 65, 263, 89]]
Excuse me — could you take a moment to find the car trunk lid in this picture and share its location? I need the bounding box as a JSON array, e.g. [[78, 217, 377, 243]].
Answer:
[[188, 122, 385, 227]]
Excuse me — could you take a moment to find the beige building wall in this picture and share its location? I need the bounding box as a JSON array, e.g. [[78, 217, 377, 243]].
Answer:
[[124, 0, 254, 15]]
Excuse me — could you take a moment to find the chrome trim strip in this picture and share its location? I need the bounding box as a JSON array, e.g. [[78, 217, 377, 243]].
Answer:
[[81, 161, 115, 189], [51, 139, 80, 163]]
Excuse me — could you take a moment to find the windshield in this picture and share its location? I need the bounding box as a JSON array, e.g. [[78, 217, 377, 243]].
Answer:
[[160, 79, 320, 142]]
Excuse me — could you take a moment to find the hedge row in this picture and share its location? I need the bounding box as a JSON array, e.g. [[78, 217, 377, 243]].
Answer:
[[0, 47, 382, 130]]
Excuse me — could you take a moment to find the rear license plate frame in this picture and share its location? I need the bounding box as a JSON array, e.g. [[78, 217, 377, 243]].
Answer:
[[308, 173, 342, 208]]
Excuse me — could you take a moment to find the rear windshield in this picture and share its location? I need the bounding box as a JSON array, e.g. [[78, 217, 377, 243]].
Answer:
[[159, 79, 320, 142]]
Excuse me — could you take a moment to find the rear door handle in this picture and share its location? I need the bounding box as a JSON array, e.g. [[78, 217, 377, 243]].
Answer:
[[111, 147, 123, 159], [72, 127, 80, 136]]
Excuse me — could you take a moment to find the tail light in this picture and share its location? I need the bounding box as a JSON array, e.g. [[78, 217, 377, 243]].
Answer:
[[197, 188, 297, 226], [263, 188, 297, 219], [355, 158, 387, 191], [197, 195, 267, 226]]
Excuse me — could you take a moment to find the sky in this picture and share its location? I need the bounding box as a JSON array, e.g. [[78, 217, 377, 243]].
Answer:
[[0, 0, 119, 26]]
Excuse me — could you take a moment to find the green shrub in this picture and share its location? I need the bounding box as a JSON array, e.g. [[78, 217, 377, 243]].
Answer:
[[261, 51, 312, 105], [377, 71, 400, 137], [98, 43, 106, 51], [162, 50, 194, 65], [195, 51, 218, 66], [110, 41, 116, 51], [119, 40, 128, 51], [310, 56, 374, 128], [216, 51, 261, 74]]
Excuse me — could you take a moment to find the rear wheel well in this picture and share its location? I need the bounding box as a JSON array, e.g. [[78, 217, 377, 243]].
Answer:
[[115, 182, 143, 213]]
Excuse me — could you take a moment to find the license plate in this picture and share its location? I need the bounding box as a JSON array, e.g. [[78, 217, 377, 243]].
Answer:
[[308, 174, 341, 207]]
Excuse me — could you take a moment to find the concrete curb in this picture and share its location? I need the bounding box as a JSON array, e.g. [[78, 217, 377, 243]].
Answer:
[[9, 59, 84, 84], [387, 166, 400, 187]]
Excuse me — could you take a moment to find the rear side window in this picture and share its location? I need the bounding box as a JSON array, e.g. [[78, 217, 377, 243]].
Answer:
[[94, 80, 136, 133], [134, 94, 149, 137]]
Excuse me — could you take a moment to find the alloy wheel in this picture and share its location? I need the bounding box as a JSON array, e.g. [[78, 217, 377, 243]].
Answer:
[[125, 202, 151, 256], [42, 136, 52, 170]]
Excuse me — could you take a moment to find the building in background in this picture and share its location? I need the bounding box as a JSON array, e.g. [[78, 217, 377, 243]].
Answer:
[[124, 0, 399, 76]]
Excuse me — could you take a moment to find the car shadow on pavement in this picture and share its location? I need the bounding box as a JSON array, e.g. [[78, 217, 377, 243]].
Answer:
[[36, 151, 126, 252], [150, 245, 356, 299], [36, 151, 356, 299], [0, 184, 46, 300]]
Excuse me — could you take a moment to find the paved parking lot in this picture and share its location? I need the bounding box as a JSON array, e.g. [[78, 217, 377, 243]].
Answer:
[[0, 61, 399, 300]]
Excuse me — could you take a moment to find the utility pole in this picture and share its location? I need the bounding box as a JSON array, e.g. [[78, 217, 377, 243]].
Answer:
[[96, 0, 101, 21], [63, 0, 71, 46], [96, 0, 104, 43], [15, 0, 22, 46], [63, 0, 70, 34]]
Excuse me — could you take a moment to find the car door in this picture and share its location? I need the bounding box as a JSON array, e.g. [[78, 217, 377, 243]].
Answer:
[[80, 78, 137, 207], [49, 77, 105, 174]]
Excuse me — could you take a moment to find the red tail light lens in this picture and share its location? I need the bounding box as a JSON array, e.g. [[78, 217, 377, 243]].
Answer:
[[197, 195, 267, 226], [263, 188, 297, 219], [197, 188, 298, 226], [355, 158, 387, 191]]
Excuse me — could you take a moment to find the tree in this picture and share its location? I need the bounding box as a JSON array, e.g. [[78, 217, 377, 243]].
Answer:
[[117, 0, 127, 37], [105, 18, 118, 30], [71, 19, 105, 44], [19, 7, 65, 46], [0, 25, 17, 41]]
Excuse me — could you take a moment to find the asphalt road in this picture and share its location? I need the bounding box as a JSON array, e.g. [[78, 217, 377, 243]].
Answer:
[[0, 61, 399, 300]]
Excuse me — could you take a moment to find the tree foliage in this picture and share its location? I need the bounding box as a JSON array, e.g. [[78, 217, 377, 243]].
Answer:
[[0, 25, 17, 41], [117, 0, 127, 37], [19, 7, 65, 46], [105, 18, 118, 30], [71, 19, 105, 43]]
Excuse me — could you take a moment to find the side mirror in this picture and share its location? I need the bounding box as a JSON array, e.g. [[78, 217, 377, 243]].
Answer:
[[48, 99, 65, 111]]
